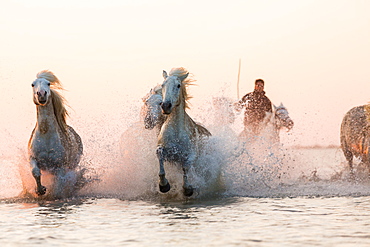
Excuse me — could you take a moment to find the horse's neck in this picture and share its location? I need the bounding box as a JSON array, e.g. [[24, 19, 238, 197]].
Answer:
[[36, 101, 60, 135], [166, 100, 187, 127], [263, 111, 283, 132], [262, 111, 275, 125], [155, 117, 166, 132]]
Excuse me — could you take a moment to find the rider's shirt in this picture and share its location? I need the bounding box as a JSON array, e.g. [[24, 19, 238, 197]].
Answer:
[[239, 90, 272, 126]]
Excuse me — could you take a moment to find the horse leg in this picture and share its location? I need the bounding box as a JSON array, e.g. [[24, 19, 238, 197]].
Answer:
[[30, 159, 46, 196], [156, 147, 170, 193], [182, 163, 194, 197], [181, 154, 197, 197], [343, 149, 354, 171], [53, 168, 68, 198], [342, 148, 355, 180]]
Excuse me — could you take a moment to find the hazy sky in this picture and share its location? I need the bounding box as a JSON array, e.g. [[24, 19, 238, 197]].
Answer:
[[1, 0, 370, 151]]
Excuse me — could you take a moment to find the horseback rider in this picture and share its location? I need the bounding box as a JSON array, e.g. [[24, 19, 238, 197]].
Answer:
[[235, 79, 272, 134]]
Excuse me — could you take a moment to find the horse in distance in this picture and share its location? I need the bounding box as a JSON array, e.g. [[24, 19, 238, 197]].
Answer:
[[272, 103, 294, 140], [239, 102, 294, 144]]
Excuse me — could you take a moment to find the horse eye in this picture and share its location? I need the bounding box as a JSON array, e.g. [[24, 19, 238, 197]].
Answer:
[[31, 84, 34, 87], [177, 84, 181, 88], [47, 83, 50, 86]]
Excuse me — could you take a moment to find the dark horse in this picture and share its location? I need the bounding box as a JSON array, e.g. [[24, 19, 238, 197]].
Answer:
[[340, 105, 370, 173]]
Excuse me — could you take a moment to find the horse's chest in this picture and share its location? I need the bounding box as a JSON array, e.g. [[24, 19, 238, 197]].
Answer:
[[160, 129, 192, 148], [159, 129, 194, 160], [30, 132, 66, 166]]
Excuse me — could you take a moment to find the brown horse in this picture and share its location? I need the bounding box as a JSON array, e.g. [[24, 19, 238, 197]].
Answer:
[[341, 105, 370, 173]]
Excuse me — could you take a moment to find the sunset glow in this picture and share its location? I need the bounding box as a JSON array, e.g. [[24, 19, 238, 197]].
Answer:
[[1, 0, 370, 153]]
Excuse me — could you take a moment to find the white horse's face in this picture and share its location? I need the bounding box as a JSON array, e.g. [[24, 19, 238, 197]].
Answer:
[[144, 93, 163, 129], [32, 78, 51, 106], [275, 104, 294, 130], [161, 70, 188, 115]]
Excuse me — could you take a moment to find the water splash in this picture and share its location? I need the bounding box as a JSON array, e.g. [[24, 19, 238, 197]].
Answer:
[[2, 95, 370, 202]]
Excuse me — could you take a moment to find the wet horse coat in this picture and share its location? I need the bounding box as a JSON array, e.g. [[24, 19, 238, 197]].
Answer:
[[142, 84, 166, 132], [156, 68, 211, 197], [28, 70, 83, 197], [341, 105, 370, 172]]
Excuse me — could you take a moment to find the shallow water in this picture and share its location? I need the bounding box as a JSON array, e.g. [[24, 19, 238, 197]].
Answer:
[[2, 146, 370, 246], [1, 196, 370, 246]]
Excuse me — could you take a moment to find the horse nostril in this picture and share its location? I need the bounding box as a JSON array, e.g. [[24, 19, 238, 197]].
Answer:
[[162, 102, 171, 109], [37, 91, 47, 97], [161, 102, 172, 113]]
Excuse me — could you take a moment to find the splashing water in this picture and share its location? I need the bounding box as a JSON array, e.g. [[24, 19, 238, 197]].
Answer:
[[2, 94, 370, 202]]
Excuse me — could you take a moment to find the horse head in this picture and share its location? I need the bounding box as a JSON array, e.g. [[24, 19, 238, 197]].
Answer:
[[143, 92, 164, 129], [274, 103, 294, 131], [32, 78, 52, 106], [161, 70, 189, 115]]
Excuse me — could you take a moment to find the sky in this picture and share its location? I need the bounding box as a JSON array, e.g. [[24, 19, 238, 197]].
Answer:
[[1, 0, 370, 152]]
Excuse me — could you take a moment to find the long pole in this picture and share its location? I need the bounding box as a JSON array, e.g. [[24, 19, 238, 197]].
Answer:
[[237, 58, 241, 99]]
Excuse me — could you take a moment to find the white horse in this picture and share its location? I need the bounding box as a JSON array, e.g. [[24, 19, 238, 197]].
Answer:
[[240, 103, 294, 143], [273, 103, 294, 132], [156, 68, 211, 197], [142, 84, 166, 132], [28, 70, 83, 197]]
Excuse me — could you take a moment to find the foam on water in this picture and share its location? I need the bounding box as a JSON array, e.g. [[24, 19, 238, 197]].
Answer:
[[3, 130, 370, 202]]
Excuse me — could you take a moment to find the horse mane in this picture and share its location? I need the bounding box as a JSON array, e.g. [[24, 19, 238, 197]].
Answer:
[[168, 68, 211, 137], [153, 84, 162, 95], [36, 70, 69, 134], [169, 67, 195, 109]]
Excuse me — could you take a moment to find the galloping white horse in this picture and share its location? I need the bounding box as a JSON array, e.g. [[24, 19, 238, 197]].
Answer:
[[156, 68, 211, 197], [142, 84, 166, 132], [240, 103, 294, 143], [28, 70, 83, 197]]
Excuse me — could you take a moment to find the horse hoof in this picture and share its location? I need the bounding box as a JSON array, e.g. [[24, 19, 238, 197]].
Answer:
[[183, 187, 194, 197], [36, 186, 46, 196], [159, 182, 171, 193]]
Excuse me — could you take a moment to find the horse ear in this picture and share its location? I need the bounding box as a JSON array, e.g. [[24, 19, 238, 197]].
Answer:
[[273, 104, 277, 110], [163, 70, 168, 79], [279, 102, 283, 107], [179, 73, 189, 82]]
